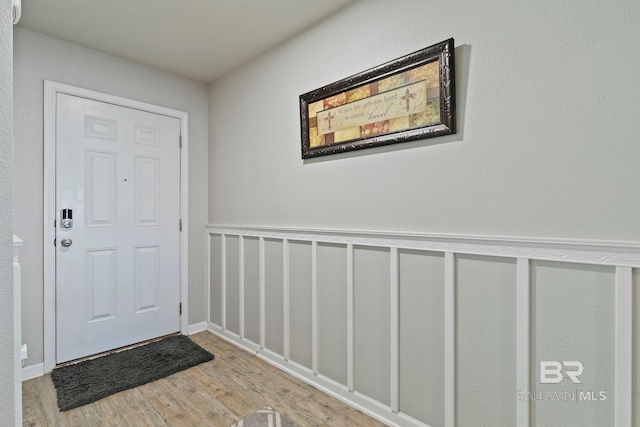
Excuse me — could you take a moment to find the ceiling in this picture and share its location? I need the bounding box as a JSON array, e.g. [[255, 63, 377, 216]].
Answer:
[[16, 0, 355, 84]]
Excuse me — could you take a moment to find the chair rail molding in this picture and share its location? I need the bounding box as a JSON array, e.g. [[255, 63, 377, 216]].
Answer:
[[207, 224, 640, 267]]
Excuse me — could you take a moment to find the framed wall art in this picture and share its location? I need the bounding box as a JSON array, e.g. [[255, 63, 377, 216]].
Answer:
[[300, 38, 456, 159]]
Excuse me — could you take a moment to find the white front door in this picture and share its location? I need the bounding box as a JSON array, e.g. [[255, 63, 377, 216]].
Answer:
[[55, 93, 181, 363]]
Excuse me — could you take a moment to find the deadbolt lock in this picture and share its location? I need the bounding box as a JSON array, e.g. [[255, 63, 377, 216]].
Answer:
[[61, 209, 73, 228]]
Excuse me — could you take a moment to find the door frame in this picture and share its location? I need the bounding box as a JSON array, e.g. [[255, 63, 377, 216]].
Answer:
[[43, 81, 189, 373]]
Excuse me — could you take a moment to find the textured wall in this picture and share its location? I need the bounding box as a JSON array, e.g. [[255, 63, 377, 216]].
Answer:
[[0, 0, 14, 423], [13, 28, 209, 367], [209, 0, 640, 241], [532, 262, 615, 425], [208, 0, 640, 425], [457, 255, 516, 426]]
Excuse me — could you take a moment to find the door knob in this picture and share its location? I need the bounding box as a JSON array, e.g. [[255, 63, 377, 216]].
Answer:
[[60, 238, 73, 247]]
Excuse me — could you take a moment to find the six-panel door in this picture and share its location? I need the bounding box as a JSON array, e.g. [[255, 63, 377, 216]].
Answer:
[[55, 93, 181, 363]]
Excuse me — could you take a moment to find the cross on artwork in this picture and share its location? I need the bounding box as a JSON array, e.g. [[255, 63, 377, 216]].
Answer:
[[401, 88, 416, 112], [324, 111, 335, 130]]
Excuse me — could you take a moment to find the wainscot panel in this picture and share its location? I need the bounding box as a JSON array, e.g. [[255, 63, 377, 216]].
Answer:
[[206, 225, 639, 427]]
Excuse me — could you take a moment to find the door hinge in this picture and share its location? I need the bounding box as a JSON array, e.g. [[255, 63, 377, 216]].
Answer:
[[54, 238, 56, 246], [179, 135, 182, 148], [179, 219, 182, 231], [179, 303, 182, 315]]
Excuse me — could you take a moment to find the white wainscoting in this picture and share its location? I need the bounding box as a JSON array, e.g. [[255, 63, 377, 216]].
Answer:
[[206, 225, 638, 427]]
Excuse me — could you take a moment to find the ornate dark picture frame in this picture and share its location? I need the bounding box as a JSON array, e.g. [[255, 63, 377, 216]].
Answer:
[[300, 38, 455, 159]]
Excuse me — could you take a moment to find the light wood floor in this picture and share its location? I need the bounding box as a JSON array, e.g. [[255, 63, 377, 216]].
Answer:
[[22, 332, 388, 426]]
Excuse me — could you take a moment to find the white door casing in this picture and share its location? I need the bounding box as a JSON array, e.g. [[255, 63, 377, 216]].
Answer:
[[44, 82, 189, 370]]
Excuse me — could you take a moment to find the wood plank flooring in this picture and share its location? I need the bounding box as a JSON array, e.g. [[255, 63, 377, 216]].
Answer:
[[22, 332, 388, 426]]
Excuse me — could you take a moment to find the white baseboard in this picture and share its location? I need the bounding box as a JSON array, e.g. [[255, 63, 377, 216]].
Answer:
[[188, 321, 208, 335], [22, 363, 45, 381]]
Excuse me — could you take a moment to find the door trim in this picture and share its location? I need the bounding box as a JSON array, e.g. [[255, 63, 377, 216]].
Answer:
[[43, 81, 189, 373]]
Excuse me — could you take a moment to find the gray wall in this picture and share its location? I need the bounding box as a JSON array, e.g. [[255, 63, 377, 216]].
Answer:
[[0, 0, 15, 423], [13, 28, 209, 367], [208, 0, 640, 241], [208, 0, 640, 425], [531, 262, 615, 426]]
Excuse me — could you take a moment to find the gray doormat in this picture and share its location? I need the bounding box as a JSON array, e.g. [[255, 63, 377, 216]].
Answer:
[[51, 334, 213, 411], [230, 406, 301, 427]]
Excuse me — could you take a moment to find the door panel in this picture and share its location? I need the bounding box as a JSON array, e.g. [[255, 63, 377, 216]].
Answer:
[[135, 156, 160, 225], [85, 248, 117, 324], [85, 150, 117, 226], [55, 93, 181, 363], [134, 245, 160, 314]]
